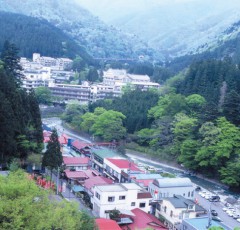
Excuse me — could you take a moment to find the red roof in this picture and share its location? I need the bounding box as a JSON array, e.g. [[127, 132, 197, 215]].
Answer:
[[43, 131, 52, 137], [96, 218, 121, 230], [64, 170, 88, 179], [137, 192, 152, 199], [59, 135, 68, 145], [63, 157, 89, 165], [43, 136, 50, 143], [134, 179, 154, 187], [121, 208, 167, 230], [107, 158, 141, 171], [62, 133, 69, 140], [84, 169, 100, 178], [72, 140, 90, 150], [84, 176, 113, 193]]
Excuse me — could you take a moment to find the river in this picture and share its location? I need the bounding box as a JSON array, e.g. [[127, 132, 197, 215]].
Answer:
[[43, 117, 240, 201]]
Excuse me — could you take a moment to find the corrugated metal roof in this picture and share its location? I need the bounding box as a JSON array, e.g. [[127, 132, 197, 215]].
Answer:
[[153, 178, 192, 188], [63, 156, 89, 165], [92, 147, 121, 159]]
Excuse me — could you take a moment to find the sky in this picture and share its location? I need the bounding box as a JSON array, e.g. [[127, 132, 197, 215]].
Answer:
[[75, 0, 240, 24]]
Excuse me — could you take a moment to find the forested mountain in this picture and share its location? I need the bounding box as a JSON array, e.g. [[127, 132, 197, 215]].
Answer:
[[78, 0, 240, 59], [166, 28, 240, 72], [0, 41, 43, 166], [0, 12, 93, 63], [0, 0, 159, 60]]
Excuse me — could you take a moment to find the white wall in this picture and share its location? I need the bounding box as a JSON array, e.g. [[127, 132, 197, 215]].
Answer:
[[149, 183, 195, 200], [92, 185, 151, 218]]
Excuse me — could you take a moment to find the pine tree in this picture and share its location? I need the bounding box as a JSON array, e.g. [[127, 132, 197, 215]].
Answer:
[[42, 129, 62, 186]]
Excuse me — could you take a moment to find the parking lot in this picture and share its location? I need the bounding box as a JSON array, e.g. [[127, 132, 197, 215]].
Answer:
[[196, 192, 240, 229]]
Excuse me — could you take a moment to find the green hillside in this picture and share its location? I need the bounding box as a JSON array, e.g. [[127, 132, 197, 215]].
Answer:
[[0, 11, 93, 63]]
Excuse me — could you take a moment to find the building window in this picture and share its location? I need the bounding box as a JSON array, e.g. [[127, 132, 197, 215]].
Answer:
[[164, 206, 167, 213], [183, 193, 185, 197], [191, 191, 194, 197], [139, 203, 146, 208], [119, 196, 126, 200], [188, 204, 194, 210], [170, 211, 173, 217], [108, 196, 115, 202], [188, 192, 190, 197], [131, 202, 135, 206], [95, 192, 100, 200], [156, 204, 161, 211]]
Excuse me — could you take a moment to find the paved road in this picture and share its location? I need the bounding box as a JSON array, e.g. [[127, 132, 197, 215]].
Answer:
[[195, 193, 240, 229], [46, 169, 94, 217], [43, 117, 240, 227]]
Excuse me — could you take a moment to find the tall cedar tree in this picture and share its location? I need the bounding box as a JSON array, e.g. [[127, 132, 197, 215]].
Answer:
[[1, 40, 23, 86], [42, 129, 62, 186], [0, 41, 43, 165]]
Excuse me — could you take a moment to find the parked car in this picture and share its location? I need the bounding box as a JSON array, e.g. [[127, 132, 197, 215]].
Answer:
[[199, 191, 207, 197], [155, 168, 163, 173], [147, 166, 155, 171], [212, 216, 222, 222], [211, 210, 218, 216], [195, 186, 201, 191], [233, 214, 240, 219], [209, 195, 220, 202], [237, 218, 240, 223]]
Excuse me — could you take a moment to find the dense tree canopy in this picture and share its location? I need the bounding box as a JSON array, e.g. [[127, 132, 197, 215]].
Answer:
[[0, 12, 93, 63], [0, 170, 95, 230], [0, 42, 43, 165], [89, 89, 159, 133]]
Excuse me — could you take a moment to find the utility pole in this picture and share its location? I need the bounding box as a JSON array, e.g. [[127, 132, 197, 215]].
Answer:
[[56, 166, 59, 195]]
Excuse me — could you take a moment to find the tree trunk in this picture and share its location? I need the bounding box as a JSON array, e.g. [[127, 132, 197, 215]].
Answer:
[[50, 169, 52, 188]]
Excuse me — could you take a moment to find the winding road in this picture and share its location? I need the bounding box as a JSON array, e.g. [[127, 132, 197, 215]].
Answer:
[[43, 117, 240, 228]]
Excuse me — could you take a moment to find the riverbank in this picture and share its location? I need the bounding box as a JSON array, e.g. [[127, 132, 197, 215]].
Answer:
[[47, 117, 231, 192], [126, 149, 229, 190]]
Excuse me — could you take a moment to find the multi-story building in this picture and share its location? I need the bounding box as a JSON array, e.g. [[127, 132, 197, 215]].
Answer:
[[49, 83, 90, 104], [22, 69, 54, 92], [103, 158, 142, 183], [102, 68, 160, 92], [154, 195, 205, 229], [91, 147, 123, 173], [149, 178, 195, 201], [51, 70, 75, 83], [92, 183, 152, 218], [90, 83, 122, 102], [33, 53, 73, 70], [63, 156, 90, 171]]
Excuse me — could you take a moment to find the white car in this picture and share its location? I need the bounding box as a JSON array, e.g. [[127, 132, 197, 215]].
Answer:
[[204, 193, 211, 199], [199, 191, 207, 197], [237, 218, 240, 223], [228, 212, 234, 217]]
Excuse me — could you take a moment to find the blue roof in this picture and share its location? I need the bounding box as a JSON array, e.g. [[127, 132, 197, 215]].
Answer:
[[131, 173, 162, 180], [42, 124, 52, 131], [184, 217, 232, 230], [72, 185, 84, 192]]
